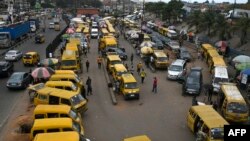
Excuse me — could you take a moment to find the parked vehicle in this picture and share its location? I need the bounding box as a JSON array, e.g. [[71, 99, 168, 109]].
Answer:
[[120, 73, 140, 100], [178, 47, 191, 62], [187, 105, 229, 140], [91, 28, 99, 38], [29, 17, 40, 32], [101, 47, 127, 60], [226, 9, 250, 19], [124, 135, 151, 141], [35, 34, 45, 43], [167, 30, 178, 39], [49, 22, 55, 29], [30, 118, 84, 140], [22, 52, 40, 66], [167, 59, 187, 80], [181, 67, 203, 96], [0, 61, 14, 77], [0, 21, 30, 48], [218, 83, 249, 123], [33, 132, 91, 141], [6, 72, 32, 89], [4, 50, 23, 61], [167, 41, 180, 51]]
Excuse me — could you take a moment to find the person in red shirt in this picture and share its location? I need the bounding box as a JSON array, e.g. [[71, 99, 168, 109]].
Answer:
[[152, 77, 157, 93]]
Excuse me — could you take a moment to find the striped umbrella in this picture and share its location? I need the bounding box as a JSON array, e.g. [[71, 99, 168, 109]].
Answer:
[[31, 67, 55, 79], [41, 58, 59, 67]]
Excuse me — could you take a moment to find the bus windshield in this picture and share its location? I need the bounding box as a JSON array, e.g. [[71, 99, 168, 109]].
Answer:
[[227, 102, 248, 114], [211, 128, 224, 139], [61, 60, 76, 66]]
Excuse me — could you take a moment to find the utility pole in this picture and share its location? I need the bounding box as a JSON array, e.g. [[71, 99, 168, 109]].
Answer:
[[122, 0, 125, 32], [141, 0, 145, 33]]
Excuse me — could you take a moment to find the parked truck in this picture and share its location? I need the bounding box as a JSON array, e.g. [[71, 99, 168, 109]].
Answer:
[[226, 9, 250, 19], [29, 17, 40, 32], [0, 21, 30, 48]]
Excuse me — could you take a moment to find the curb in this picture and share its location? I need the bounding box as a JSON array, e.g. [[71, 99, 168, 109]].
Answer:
[[102, 59, 117, 105]]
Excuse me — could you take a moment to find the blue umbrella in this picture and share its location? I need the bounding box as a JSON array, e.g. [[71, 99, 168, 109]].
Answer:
[[241, 68, 250, 75]]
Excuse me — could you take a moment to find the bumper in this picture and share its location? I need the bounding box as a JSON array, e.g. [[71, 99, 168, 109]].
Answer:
[[124, 93, 139, 100], [167, 75, 178, 80], [6, 84, 24, 89], [5, 57, 16, 61], [185, 90, 199, 95]]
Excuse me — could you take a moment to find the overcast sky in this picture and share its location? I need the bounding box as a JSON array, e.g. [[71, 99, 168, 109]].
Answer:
[[143, 0, 248, 4]]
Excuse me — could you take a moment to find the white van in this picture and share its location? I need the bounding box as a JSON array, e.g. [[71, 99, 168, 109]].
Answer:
[[92, 22, 98, 28], [167, 30, 178, 39], [91, 28, 99, 38], [167, 59, 187, 80], [212, 67, 229, 93]]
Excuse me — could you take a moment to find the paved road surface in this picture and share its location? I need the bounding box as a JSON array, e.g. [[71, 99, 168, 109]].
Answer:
[[0, 18, 66, 129], [82, 36, 206, 140], [0, 24, 214, 141]]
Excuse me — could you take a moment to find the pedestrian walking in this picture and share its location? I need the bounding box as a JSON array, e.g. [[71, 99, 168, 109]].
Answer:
[[86, 77, 92, 95], [192, 96, 198, 106], [207, 84, 213, 102], [86, 60, 90, 72], [129, 65, 135, 75], [140, 69, 146, 83], [130, 53, 134, 65], [84, 48, 88, 57], [197, 51, 201, 60], [152, 77, 157, 93], [125, 63, 129, 70], [150, 56, 154, 65], [115, 80, 120, 93], [137, 62, 143, 74], [179, 36, 183, 47], [97, 56, 102, 69]]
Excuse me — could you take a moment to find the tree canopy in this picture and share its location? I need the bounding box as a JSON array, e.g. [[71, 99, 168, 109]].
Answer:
[[145, 0, 184, 23]]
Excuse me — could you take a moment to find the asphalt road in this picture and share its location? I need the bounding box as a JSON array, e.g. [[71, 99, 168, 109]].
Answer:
[[0, 18, 66, 128], [82, 36, 207, 140], [0, 22, 213, 141]]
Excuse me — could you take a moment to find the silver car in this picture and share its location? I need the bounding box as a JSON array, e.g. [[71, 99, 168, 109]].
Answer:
[[167, 41, 180, 51], [5, 50, 23, 61]]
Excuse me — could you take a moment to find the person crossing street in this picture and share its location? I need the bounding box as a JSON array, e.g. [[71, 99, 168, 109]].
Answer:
[[97, 56, 102, 69], [137, 62, 143, 75], [140, 69, 146, 83], [86, 77, 92, 95], [86, 60, 90, 72]]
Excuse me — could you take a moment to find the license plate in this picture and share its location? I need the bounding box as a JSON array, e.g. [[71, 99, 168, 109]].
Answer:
[[130, 94, 135, 97]]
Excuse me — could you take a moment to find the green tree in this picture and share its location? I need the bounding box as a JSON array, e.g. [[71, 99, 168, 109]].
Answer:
[[167, 0, 184, 23], [235, 17, 250, 44], [212, 14, 232, 40], [199, 10, 216, 36], [187, 11, 202, 33]]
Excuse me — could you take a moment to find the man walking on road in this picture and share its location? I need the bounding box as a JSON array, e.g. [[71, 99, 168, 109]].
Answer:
[[86, 60, 90, 72], [130, 53, 134, 65], [97, 56, 102, 69], [86, 77, 92, 95], [137, 62, 143, 74], [140, 69, 146, 83], [152, 77, 158, 93]]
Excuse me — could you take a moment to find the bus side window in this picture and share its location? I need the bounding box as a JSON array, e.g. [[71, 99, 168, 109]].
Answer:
[[47, 128, 60, 132], [35, 114, 45, 119], [63, 128, 73, 131], [38, 94, 47, 100], [48, 113, 59, 118], [60, 114, 69, 117], [49, 96, 60, 104], [61, 98, 71, 105]]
